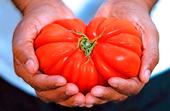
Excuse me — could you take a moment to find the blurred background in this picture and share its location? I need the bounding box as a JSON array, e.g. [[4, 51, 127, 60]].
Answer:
[[0, 0, 170, 96]]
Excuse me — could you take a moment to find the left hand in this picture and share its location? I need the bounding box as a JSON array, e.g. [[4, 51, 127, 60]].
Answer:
[[12, 0, 85, 107], [85, 0, 159, 107]]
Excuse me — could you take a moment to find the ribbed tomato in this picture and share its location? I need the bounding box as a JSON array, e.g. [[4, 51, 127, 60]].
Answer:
[[34, 18, 142, 94]]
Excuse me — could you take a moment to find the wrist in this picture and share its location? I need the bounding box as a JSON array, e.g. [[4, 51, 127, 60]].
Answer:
[[106, 0, 157, 13], [12, 0, 40, 13], [143, 0, 158, 12], [12, 0, 63, 15]]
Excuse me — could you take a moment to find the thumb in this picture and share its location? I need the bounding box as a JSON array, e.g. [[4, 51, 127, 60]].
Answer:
[[13, 21, 39, 74], [13, 40, 39, 74], [139, 26, 159, 83]]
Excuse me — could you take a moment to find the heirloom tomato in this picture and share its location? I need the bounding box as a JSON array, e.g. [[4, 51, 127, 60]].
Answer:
[[34, 18, 142, 94]]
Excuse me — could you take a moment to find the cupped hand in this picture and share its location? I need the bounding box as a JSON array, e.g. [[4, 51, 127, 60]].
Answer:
[[86, 0, 159, 107], [13, 0, 85, 107]]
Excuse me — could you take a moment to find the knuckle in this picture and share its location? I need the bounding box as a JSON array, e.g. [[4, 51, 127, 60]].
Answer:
[[58, 101, 79, 107], [154, 52, 159, 65], [21, 16, 42, 36], [120, 96, 128, 101], [118, 96, 128, 102], [129, 87, 142, 96], [13, 64, 21, 77], [72, 97, 83, 105], [127, 80, 144, 96], [99, 100, 107, 105], [58, 102, 72, 107], [13, 39, 24, 47], [12, 36, 28, 54], [36, 91, 51, 103], [148, 46, 159, 70], [113, 95, 128, 103], [29, 80, 42, 91], [57, 102, 65, 107], [86, 105, 94, 108], [13, 59, 29, 80], [12, 44, 21, 59]]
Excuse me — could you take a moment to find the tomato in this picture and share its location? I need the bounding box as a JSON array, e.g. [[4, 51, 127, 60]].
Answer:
[[34, 18, 142, 94]]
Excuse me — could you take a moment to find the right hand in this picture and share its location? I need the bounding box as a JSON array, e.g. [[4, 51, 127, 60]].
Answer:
[[85, 0, 159, 107], [12, 0, 85, 107]]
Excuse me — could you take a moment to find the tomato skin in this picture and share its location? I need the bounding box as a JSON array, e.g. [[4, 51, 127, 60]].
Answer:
[[34, 18, 142, 94]]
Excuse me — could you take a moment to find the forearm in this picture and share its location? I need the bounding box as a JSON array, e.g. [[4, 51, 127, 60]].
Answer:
[[12, 0, 40, 13], [107, 0, 158, 13], [11, 0, 65, 15], [144, 0, 158, 12]]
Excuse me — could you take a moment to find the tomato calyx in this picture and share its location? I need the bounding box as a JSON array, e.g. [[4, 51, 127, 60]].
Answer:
[[73, 30, 104, 57], [80, 36, 96, 57]]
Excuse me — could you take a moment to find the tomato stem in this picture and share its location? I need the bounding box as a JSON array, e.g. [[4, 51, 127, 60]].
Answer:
[[72, 30, 103, 57]]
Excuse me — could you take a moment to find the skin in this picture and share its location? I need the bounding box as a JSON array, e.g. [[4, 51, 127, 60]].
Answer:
[[86, 0, 159, 107], [12, 0, 159, 108], [12, 0, 85, 107]]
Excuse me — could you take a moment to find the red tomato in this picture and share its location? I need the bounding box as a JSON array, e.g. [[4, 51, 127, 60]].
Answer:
[[34, 18, 142, 94]]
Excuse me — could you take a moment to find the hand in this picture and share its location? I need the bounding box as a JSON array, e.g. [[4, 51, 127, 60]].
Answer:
[[12, 0, 85, 107], [86, 0, 159, 107]]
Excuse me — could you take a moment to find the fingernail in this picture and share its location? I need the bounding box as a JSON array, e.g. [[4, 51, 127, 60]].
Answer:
[[92, 87, 104, 97], [74, 103, 79, 107], [79, 104, 85, 107], [25, 59, 35, 73], [86, 104, 93, 108], [144, 69, 151, 83], [109, 79, 118, 88], [65, 89, 75, 96], [65, 84, 78, 95], [55, 76, 66, 86]]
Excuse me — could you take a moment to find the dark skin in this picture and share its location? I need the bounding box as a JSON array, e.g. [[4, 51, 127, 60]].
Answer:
[[12, 0, 159, 108]]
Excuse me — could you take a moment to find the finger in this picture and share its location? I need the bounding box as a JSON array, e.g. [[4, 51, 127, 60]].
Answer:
[[36, 83, 79, 103], [91, 86, 128, 102], [30, 74, 67, 91], [139, 22, 159, 83], [14, 59, 66, 90], [85, 93, 107, 108], [58, 93, 85, 107], [108, 77, 144, 95]]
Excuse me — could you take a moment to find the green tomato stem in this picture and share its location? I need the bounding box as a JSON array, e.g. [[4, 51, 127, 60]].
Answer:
[[72, 30, 103, 57]]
